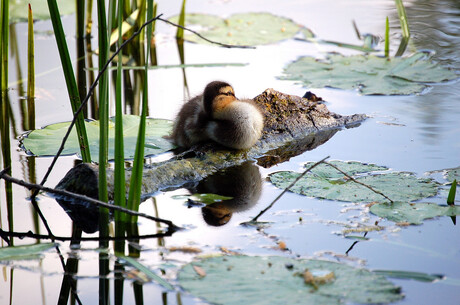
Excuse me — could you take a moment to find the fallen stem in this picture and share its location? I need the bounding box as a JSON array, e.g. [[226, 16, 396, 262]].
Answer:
[[0, 228, 174, 242], [0, 168, 180, 230], [323, 161, 394, 204], [157, 16, 256, 49], [250, 156, 330, 223]]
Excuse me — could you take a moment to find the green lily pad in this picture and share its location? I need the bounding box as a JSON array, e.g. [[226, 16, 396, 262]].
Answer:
[[445, 167, 460, 184], [304, 160, 388, 179], [373, 270, 444, 283], [268, 161, 438, 203], [178, 255, 403, 304], [22, 115, 175, 163], [169, 12, 302, 46], [0, 243, 55, 261], [370, 202, 460, 225], [281, 52, 458, 95], [10, 0, 76, 23]]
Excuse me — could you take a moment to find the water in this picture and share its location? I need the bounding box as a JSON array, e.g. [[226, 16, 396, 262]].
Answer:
[[1, 0, 460, 304]]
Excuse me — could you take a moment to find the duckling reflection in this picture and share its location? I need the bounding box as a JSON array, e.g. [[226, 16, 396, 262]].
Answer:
[[172, 81, 264, 149], [192, 162, 262, 226]]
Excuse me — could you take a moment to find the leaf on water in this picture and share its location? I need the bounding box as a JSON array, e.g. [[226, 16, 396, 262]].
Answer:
[[169, 12, 303, 46], [445, 167, 460, 184], [268, 161, 438, 203], [10, 0, 76, 23], [280, 52, 458, 95], [370, 202, 460, 225], [373, 270, 444, 283], [22, 115, 175, 163], [189, 193, 233, 205], [178, 255, 404, 304], [0, 243, 55, 261], [117, 255, 174, 290]]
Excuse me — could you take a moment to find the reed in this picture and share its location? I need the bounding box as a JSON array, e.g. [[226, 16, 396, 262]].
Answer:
[[394, 0, 410, 57], [176, 0, 186, 39], [46, 0, 91, 163], [126, 0, 155, 222], [385, 17, 390, 58], [1, 0, 9, 92], [27, 4, 35, 128], [114, 0, 127, 254], [97, 0, 110, 244]]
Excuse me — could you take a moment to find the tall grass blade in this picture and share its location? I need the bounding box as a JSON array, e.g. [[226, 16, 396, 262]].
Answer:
[[85, 0, 93, 35], [1, 0, 9, 93], [46, 0, 91, 163], [385, 17, 390, 58], [394, 0, 410, 57], [126, 0, 154, 222], [447, 179, 457, 206], [97, 0, 110, 246], [27, 4, 35, 130], [114, 0, 127, 254], [176, 0, 186, 39]]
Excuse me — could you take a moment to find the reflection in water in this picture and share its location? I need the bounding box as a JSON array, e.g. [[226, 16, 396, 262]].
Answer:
[[396, 0, 460, 145], [191, 162, 262, 226]]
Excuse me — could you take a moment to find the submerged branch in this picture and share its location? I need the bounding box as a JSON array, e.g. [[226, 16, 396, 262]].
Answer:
[[0, 228, 174, 242], [0, 168, 179, 230]]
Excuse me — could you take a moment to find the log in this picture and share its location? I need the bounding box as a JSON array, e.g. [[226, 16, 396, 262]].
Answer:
[[56, 89, 366, 201]]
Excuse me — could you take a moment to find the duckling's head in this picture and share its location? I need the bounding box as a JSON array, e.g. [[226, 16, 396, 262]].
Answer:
[[203, 81, 236, 118]]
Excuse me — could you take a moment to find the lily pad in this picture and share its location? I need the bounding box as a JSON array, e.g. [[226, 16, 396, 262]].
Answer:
[[22, 115, 175, 163], [445, 167, 460, 184], [0, 243, 55, 261], [268, 161, 438, 203], [281, 52, 458, 95], [10, 0, 76, 23], [178, 255, 403, 304], [370, 202, 460, 225], [169, 12, 302, 46]]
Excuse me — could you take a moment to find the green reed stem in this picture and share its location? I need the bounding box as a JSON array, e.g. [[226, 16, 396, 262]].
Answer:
[[114, 0, 126, 254], [27, 5, 35, 99], [126, 0, 154, 222], [394, 0, 410, 57], [385, 17, 390, 58], [447, 179, 457, 206], [1, 0, 9, 93], [97, 0, 110, 246], [176, 0, 186, 39], [47, 0, 91, 163], [85, 0, 93, 35]]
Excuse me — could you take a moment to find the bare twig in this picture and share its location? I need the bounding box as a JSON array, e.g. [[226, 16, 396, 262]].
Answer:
[[0, 228, 174, 242], [323, 161, 394, 204], [157, 17, 256, 49], [250, 156, 330, 223], [0, 168, 180, 230]]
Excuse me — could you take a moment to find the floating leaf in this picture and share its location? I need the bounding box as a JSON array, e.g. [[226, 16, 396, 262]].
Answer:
[[281, 52, 458, 95], [178, 255, 403, 304], [373, 270, 444, 283], [269, 161, 437, 203], [169, 12, 302, 46], [304, 160, 387, 179], [370, 202, 460, 224], [445, 167, 460, 184], [0, 243, 55, 261], [118, 255, 174, 290], [10, 0, 76, 23], [22, 115, 175, 162]]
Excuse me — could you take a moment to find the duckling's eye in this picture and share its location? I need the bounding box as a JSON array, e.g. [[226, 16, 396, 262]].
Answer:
[[223, 91, 234, 96]]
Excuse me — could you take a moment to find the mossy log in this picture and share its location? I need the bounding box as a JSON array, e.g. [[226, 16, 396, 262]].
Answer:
[[56, 89, 366, 201]]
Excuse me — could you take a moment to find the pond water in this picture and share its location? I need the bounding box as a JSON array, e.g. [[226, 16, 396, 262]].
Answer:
[[1, 0, 460, 304]]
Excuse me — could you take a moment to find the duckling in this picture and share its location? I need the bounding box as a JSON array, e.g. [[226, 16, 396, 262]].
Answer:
[[172, 81, 264, 150]]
